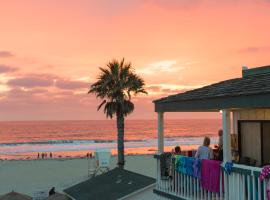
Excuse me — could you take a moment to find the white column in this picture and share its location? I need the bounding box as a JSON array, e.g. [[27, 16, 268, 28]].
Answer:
[[222, 109, 232, 162], [222, 109, 232, 200], [157, 112, 164, 154]]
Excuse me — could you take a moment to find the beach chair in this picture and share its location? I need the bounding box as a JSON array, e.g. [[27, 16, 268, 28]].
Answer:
[[95, 149, 111, 174], [88, 149, 111, 177]]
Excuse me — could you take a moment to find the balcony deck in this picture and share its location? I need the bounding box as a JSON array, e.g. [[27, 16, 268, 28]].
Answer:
[[154, 155, 270, 200]]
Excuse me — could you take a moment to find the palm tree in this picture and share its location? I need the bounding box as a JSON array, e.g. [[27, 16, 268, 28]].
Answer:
[[89, 58, 147, 169]]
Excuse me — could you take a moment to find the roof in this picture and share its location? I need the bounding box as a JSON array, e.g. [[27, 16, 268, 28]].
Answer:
[[64, 168, 155, 200], [154, 65, 270, 112], [0, 191, 32, 200], [45, 193, 72, 200]]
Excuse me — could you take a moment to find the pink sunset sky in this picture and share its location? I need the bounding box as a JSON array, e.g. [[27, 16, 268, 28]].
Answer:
[[0, 0, 270, 120]]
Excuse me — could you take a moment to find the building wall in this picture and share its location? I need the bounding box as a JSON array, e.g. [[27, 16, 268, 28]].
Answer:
[[232, 109, 270, 134], [232, 109, 270, 166]]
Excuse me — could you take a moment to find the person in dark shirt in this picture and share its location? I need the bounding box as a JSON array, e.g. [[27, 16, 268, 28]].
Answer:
[[174, 146, 181, 155], [49, 187, 55, 196]]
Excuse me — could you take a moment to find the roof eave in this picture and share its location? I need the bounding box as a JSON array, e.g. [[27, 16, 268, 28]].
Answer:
[[154, 93, 270, 112]]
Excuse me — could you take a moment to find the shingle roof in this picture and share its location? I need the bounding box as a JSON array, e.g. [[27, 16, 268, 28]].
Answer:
[[63, 168, 155, 200], [154, 68, 270, 104], [0, 191, 32, 200]]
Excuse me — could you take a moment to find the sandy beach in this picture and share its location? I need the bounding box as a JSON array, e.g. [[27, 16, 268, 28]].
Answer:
[[0, 155, 156, 196]]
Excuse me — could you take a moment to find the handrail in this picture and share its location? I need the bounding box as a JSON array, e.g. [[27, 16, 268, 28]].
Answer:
[[155, 155, 270, 200]]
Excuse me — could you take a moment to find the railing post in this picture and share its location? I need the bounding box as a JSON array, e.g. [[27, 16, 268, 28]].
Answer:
[[158, 112, 164, 154]]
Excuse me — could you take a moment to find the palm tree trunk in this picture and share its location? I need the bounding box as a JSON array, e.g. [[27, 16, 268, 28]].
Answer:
[[116, 113, 125, 169]]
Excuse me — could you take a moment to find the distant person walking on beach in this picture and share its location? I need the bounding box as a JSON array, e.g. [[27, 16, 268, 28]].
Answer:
[[195, 137, 213, 159], [37, 153, 40, 159], [50, 152, 53, 158]]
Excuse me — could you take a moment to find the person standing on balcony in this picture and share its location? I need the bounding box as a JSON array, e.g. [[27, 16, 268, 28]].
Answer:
[[217, 129, 223, 161], [173, 146, 181, 156], [195, 137, 213, 159]]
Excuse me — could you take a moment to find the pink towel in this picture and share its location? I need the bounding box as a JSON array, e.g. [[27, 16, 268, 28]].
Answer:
[[201, 159, 222, 193]]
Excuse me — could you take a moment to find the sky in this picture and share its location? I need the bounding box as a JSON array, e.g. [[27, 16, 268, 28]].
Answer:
[[1, 0, 270, 121]]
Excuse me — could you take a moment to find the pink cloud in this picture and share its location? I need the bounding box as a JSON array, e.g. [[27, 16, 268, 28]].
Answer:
[[0, 51, 14, 57], [7, 76, 54, 88], [55, 79, 89, 90], [0, 65, 18, 74]]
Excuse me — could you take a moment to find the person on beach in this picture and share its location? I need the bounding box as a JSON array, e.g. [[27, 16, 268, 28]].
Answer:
[[37, 153, 40, 159], [195, 137, 213, 159], [50, 152, 53, 158]]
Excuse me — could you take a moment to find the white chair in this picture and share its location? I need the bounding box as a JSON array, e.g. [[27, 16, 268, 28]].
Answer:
[[88, 149, 111, 177]]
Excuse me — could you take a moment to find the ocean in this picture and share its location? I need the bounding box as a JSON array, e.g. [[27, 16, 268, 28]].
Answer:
[[0, 119, 221, 160]]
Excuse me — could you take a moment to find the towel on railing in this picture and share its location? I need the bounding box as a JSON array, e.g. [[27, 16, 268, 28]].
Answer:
[[160, 153, 172, 179], [175, 155, 187, 174], [259, 165, 270, 200], [186, 157, 195, 176], [174, 155, 181, 173], [201, 159, 222, 193], [259, 165, 270, 181], [193, 158, 202, 178], [175, 156, 196, 176]]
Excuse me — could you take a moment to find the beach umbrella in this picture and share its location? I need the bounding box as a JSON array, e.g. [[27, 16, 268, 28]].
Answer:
[[45, 193, 72, 200], [0, 191, 32, 200]]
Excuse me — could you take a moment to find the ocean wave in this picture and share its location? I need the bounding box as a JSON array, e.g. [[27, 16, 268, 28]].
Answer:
[[0, 139, 148, 146], [0, 136, 218, 147]]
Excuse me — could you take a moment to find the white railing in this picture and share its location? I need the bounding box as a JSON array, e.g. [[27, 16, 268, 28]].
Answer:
[[155, 156, 270, 200], [225, 164, 270, 200], [155, 156, 224, 200]]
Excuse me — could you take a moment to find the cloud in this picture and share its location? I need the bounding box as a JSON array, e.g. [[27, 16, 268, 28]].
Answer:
[[0, 65, 18, 74], [139, 60, 185, 75], [146, 83, 204, 96], [0, 51, 14, 58], [6, 74, 90, 91], [7, 75, 55, 88], [238, 46, 270, 54], [148, 0, 200, 10], [146, 85, 162, 92], [55, 79, 89, 90]]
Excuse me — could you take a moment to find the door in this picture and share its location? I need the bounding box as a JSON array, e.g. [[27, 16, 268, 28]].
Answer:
[[262, 122, 270, 165], [240, 122, 261, 166]]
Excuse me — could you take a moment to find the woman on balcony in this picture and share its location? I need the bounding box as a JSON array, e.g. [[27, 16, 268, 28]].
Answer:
[[195, 137, 214, 160]]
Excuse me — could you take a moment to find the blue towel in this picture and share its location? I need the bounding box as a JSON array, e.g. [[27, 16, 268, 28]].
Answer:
[[186, 157, 195, 176], [175, 155, 186, 174], [193, 158, 202, 178]]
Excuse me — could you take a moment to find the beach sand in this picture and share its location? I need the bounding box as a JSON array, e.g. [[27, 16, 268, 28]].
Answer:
[[0, 155, 156, 196]]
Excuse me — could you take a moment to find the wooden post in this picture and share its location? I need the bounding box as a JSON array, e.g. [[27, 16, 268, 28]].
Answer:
[[222, 109, 232, 162], [158, 112, 164, 154]]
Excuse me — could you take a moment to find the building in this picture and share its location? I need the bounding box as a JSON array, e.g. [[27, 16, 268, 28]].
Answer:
[[153, 65, 270, 200]]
